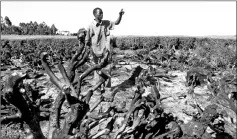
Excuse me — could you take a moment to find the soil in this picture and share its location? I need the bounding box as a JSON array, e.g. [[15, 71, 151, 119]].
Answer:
[[1, 52, 236, 139]]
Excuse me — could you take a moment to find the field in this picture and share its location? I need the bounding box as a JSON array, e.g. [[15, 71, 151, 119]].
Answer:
[[1, 35, 77, 40], [1, 35, 236, 40], [1, 35, 236, 139]]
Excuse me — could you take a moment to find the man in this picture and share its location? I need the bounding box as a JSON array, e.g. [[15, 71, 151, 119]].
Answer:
[[85, 7, 125, 92]]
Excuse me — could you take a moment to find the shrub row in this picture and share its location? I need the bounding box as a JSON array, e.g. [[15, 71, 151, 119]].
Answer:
[[1, 36, 236, 70], [113, 36, 236, 50]]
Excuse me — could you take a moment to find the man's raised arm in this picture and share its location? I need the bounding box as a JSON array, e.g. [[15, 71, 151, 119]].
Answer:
[[115, 9, 125, 25]]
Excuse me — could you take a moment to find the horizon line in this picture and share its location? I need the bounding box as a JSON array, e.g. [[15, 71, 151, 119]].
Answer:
[[1, 34, 236, 40]]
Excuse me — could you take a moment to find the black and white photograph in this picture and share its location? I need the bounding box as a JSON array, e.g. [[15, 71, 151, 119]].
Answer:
[[1, 1, 236, 139]]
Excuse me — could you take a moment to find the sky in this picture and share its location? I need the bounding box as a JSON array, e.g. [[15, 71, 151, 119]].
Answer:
[[1, 1, 236, 36]]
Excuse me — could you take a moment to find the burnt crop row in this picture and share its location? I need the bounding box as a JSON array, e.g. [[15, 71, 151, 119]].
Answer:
[[1, 36, 236, 71]]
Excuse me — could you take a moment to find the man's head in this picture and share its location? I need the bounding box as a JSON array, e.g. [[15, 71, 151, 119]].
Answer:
[[93, 7, 103, 22]]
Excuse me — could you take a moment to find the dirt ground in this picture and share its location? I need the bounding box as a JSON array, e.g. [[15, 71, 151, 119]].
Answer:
[[1, 53, 236, 139]]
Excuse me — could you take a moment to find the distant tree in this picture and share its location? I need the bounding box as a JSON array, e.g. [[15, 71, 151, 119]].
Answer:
[[1, 25, 6, 34], [19, 22, 26, 28], [50, 24, 57, 35], [36, 25, 43, 35], [42, 22, 46, 27], [44, 28, 50, 35], [28, 28, 34, 35], [4, 16, 12, 26], [33, 21, 38, 27], [33, 21, 38, 35], [19, 22, 28, 35], [28, 21, 35, 35], [11, 25, 22, 35], [43, 24, 51, 35], [1, 16, 4, 24], [37, 23, 45, 35], [3, 17, 59, 35], [1, 16, 6, 33]]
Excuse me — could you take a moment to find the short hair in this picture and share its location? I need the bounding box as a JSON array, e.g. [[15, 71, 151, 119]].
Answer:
[[93, 7, 103, 16]]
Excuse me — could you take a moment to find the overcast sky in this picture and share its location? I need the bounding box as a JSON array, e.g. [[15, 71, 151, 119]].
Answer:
[[1, 1, 236, 36]]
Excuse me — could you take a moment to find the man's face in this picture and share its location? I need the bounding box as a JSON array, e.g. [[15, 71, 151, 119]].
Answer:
[[94, 9, 103, 21]]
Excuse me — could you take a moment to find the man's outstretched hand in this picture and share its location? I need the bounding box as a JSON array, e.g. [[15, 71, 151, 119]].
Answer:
[[119, 9, 125, 16]]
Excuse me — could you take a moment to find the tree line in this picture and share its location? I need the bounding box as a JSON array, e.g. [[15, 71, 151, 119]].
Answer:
[[1, 16, 58, 35]]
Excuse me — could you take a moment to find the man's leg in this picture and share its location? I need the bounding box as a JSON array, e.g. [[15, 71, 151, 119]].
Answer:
[[106, 65, 112, 88], [105, 50, 112, 88], [92, 54, 100, 86], [105, 40, 114, 88], [93, 54, 107, 95]]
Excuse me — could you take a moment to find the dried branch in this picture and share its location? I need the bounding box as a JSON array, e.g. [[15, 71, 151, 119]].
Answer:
[[3, 74, 46, 139], [58, 63, 70, 85], [73, 47, 90, 69], [91, 121, 113, 138], [0, 112, 22, 123], [41, 52, 65, 90], [76, 51, 109, 96], [114, 87, 145, 139], [84, 71, 113, 104], [68, 46, 89, 83]]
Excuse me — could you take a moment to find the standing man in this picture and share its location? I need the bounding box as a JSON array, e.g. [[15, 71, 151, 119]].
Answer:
[[85, 7, 124, 92]]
